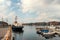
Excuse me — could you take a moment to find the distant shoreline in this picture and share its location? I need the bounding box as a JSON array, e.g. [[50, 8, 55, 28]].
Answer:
[[23, 21, 60, 26]]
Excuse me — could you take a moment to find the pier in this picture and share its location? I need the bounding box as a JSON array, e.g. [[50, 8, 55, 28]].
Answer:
[[1, 26, 12, 40]]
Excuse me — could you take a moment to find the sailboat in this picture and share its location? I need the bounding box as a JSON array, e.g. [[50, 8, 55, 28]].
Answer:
[[12, 16, 24, 32]]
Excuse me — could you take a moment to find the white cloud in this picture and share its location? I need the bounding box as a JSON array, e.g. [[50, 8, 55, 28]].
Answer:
[[22, 0, 60, 12], [6, 0, 11, 6], [0, 0, 11, 18], [34, 13, 49, 22], [0, 0, 5, 4], [0, 13, 5, 17], [0, 0, 60, 23], [21, 0, 60, 22], [0, 0, 11, 11], [8, 12, 15, 17], [22, 18, 33, 23], [22, 0, 34, 13], [4, 11, 16, 24]]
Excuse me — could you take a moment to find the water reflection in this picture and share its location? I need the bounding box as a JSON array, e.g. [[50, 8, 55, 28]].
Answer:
[[22, 26, 40, 40], [12, 26, 60, 40], [13, 31, 24, 40]]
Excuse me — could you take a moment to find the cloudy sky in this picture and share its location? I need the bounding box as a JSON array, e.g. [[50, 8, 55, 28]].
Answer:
[[0, 0, 60, 24]]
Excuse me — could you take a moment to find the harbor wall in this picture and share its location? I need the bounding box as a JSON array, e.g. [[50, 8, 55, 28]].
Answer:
[[2, 26, 12, 40]]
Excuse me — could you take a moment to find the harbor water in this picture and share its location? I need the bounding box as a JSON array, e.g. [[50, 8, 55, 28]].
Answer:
[[12, 26, 60, 40]]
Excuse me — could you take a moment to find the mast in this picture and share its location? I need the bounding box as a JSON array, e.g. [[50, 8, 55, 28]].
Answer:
[[6, 19, 8, 23], [15, 16, 18, 23], [2, 17, 4, 27], [2, 17, 3, 22]]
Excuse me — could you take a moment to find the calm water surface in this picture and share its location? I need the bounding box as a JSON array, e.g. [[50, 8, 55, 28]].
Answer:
[[12, 26, 60, 40]]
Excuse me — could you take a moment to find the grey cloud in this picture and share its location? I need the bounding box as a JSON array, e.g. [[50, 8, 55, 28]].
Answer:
[[42, 0, 60, 5], [43, 0, 54, 4], [56, 0, 60, 4]]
